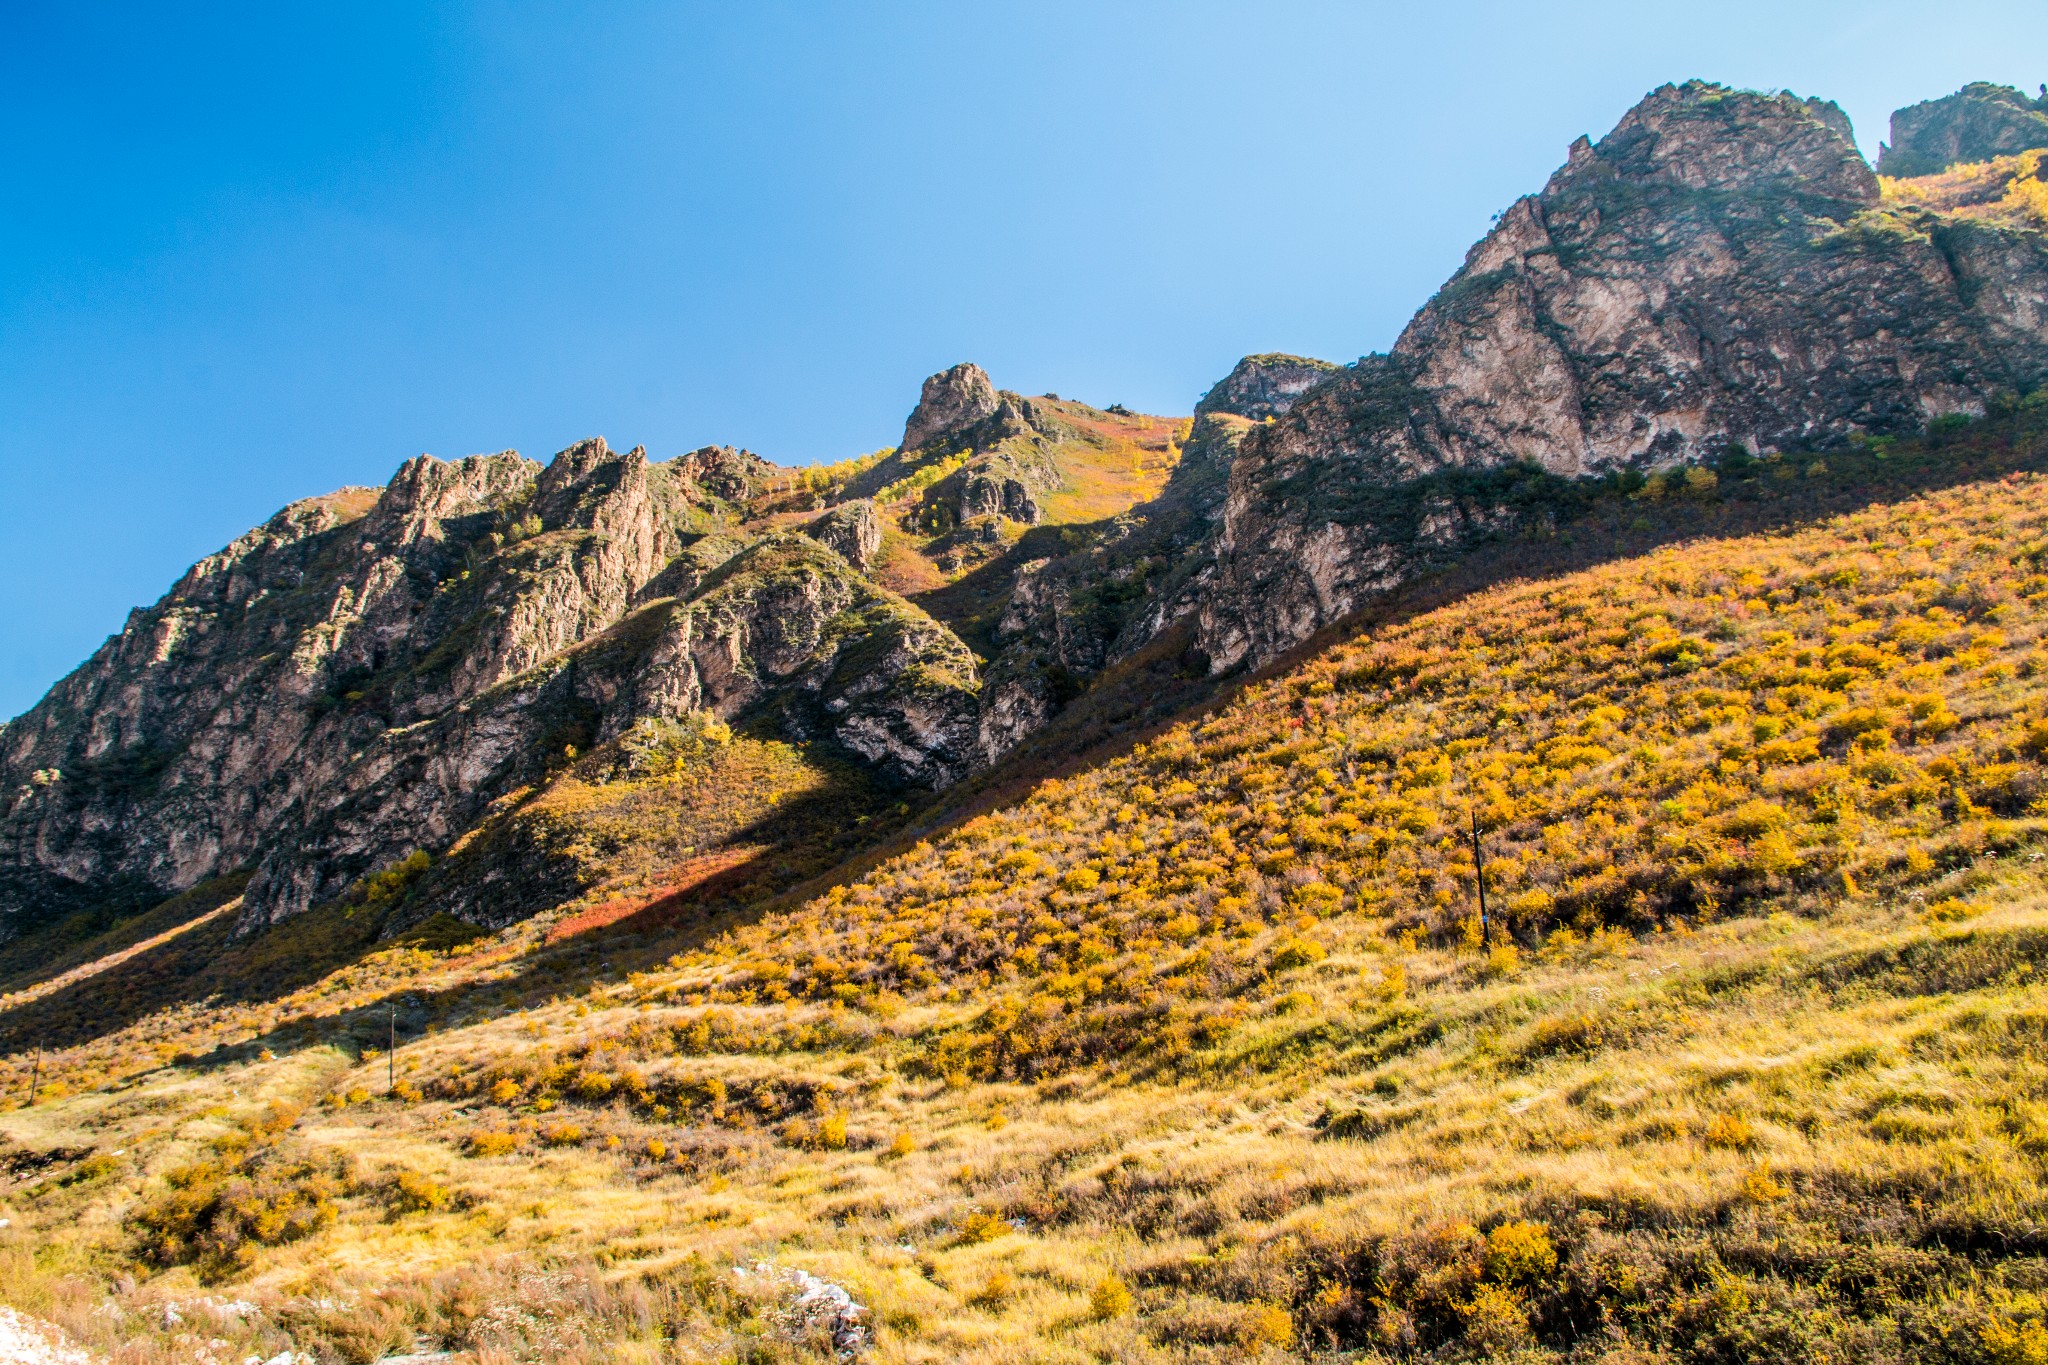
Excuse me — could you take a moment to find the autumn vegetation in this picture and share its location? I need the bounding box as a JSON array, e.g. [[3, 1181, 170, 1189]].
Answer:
[[7, 408, 2048, 1362]]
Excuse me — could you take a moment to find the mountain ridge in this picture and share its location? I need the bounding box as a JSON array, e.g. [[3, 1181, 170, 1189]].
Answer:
[[8, 78, 2048, 944], [5, 73, 2048, 1365]]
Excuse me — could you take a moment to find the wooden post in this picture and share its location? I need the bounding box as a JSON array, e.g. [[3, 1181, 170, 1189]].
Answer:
[[1470, 809, 1491, 948], [388, 1003, 396, 1094], [25, 1044, 41, 1107]]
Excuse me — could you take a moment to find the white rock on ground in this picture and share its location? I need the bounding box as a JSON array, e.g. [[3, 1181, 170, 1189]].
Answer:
[[732, 1262, 870, 1358], [0, 1309, 96, 1365]]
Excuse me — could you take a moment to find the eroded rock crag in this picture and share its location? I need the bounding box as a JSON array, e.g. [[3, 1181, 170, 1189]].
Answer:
[[1189, 81, 2048, 671], [0, 440, 977, 935]]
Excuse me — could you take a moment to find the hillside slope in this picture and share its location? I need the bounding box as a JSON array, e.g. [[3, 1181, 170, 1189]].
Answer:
[[7, 418, 2048, 1363], [5, 73, 2048, 1365]]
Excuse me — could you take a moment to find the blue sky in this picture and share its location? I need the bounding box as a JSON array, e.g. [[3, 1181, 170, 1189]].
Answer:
[[3, 1, 2044, 719]]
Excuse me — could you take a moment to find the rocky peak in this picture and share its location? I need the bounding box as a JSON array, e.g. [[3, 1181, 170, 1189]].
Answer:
[[901, 363, 1001, 452], [1196, 353, 1340, 421], [365, 452, 537, 555], [1551, 81, 1875, 204], [1879, 82, 2048, 178], [533, 438, 654, 533], [671, 445, 775, 502], [1176, 78, 2048, 676], [805, 499, 883, 571]]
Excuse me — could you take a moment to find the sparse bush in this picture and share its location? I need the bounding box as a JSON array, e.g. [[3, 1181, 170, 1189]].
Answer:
[[1482, 1220, 1557, 1284], [1703, 1114, 1756, 1150], [466, 1130, 518, 1157], [953, 1209, 1007, 1246], [1090, 1274, 1134, 1319], [385, 1169, 452, 1214]]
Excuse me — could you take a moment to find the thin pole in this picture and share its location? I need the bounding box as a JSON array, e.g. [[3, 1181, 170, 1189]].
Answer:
[[388, 1003, 396, 1093], [25, 1045, 41, 1107], [1470, 809, 1491, 948]]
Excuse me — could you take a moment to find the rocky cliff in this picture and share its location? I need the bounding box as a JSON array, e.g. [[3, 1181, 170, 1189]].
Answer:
[[1186, 81, 2048, 671], [1878, 81, 2048, 178], [0, 439, 978, 937], [8, 78, 2047, 945]]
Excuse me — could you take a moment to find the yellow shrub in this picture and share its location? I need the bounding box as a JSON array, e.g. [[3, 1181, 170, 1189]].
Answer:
[[1483, 1220, 1558, 1283], [466, 1131, 518, 1157], [969, 1270, 1015, 1310], [1459, 1283, 1531, 1353], [1270, 938, 1327, 972], [1704, 1114, 1756, 1150], [1090, 1275, 1134, 1319], [1983, 1313, 2048, 1365], [953, 1209, 1007, 1245], [1238, 1303, 1294, 1348], [387, 1169, 451, 1214], [1741, 1166, 1790, 1202]]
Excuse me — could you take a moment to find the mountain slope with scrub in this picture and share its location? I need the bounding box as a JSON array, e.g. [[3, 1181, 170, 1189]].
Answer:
[[3, 76, 2048, 1365]]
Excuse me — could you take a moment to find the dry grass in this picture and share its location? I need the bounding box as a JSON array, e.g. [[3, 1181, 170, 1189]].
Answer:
[[8, 453, 2048, 1361], [8, 859, 2048, 1361], [1880, 147, 2048, 229]]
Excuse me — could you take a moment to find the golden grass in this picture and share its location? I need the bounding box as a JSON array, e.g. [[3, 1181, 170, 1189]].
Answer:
[[8, 461, 2048, 1360], [9, 858, 2048, 1360], [1881, 147, 2048, 230]]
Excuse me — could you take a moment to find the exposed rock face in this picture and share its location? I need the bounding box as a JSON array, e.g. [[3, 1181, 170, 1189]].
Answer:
[[672, 445, 775, 502], [1196, 353, 1341, 421], [805, 499, 884, 571], [1879, 82, 2048, 178], [1188, 81, 2048, 672], [14, 77, 2048, 945], [605, 536, 981, 790], [0, 440, 983, 937], [943, 421, 1060, 527], [901, 363, 1001, 452]]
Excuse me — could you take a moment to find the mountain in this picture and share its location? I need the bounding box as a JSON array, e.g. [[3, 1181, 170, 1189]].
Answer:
[[1878, 81, 2048, 177], [3, 77, 2048, 1365], [0, 438, 983, 937], [1186, 82, 2048, 673]]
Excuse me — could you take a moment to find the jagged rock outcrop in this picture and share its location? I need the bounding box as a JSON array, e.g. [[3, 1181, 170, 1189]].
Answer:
[[961, 353, 1342, 759], [968, 402, 1268, 759], [1196, 353, 1341, 421], [619, 536, 980, 787], [1878, 82, 2048, 178], [901, 363, 1001, 453], [1188, 81, 2048, 672], [15, 78, 2048, 944], [673, 445, 775, 502], [938, 427, 1060, 527], [805, 499, 884, 571], [0, 439, 983, 936]]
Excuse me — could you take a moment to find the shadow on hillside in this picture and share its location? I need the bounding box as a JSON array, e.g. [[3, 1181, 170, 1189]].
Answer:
[[92, 839, 816, 1077], [0, 873, 250, 999], [0, 778, 889, 1059], [903, 519, 1103, 657], [7, 415, 2046, 1070]]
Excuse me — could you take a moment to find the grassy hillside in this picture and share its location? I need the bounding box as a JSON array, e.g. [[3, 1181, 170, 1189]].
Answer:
[[8, 432, 2048, 1363], [1881, 147, 2048, 229]]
